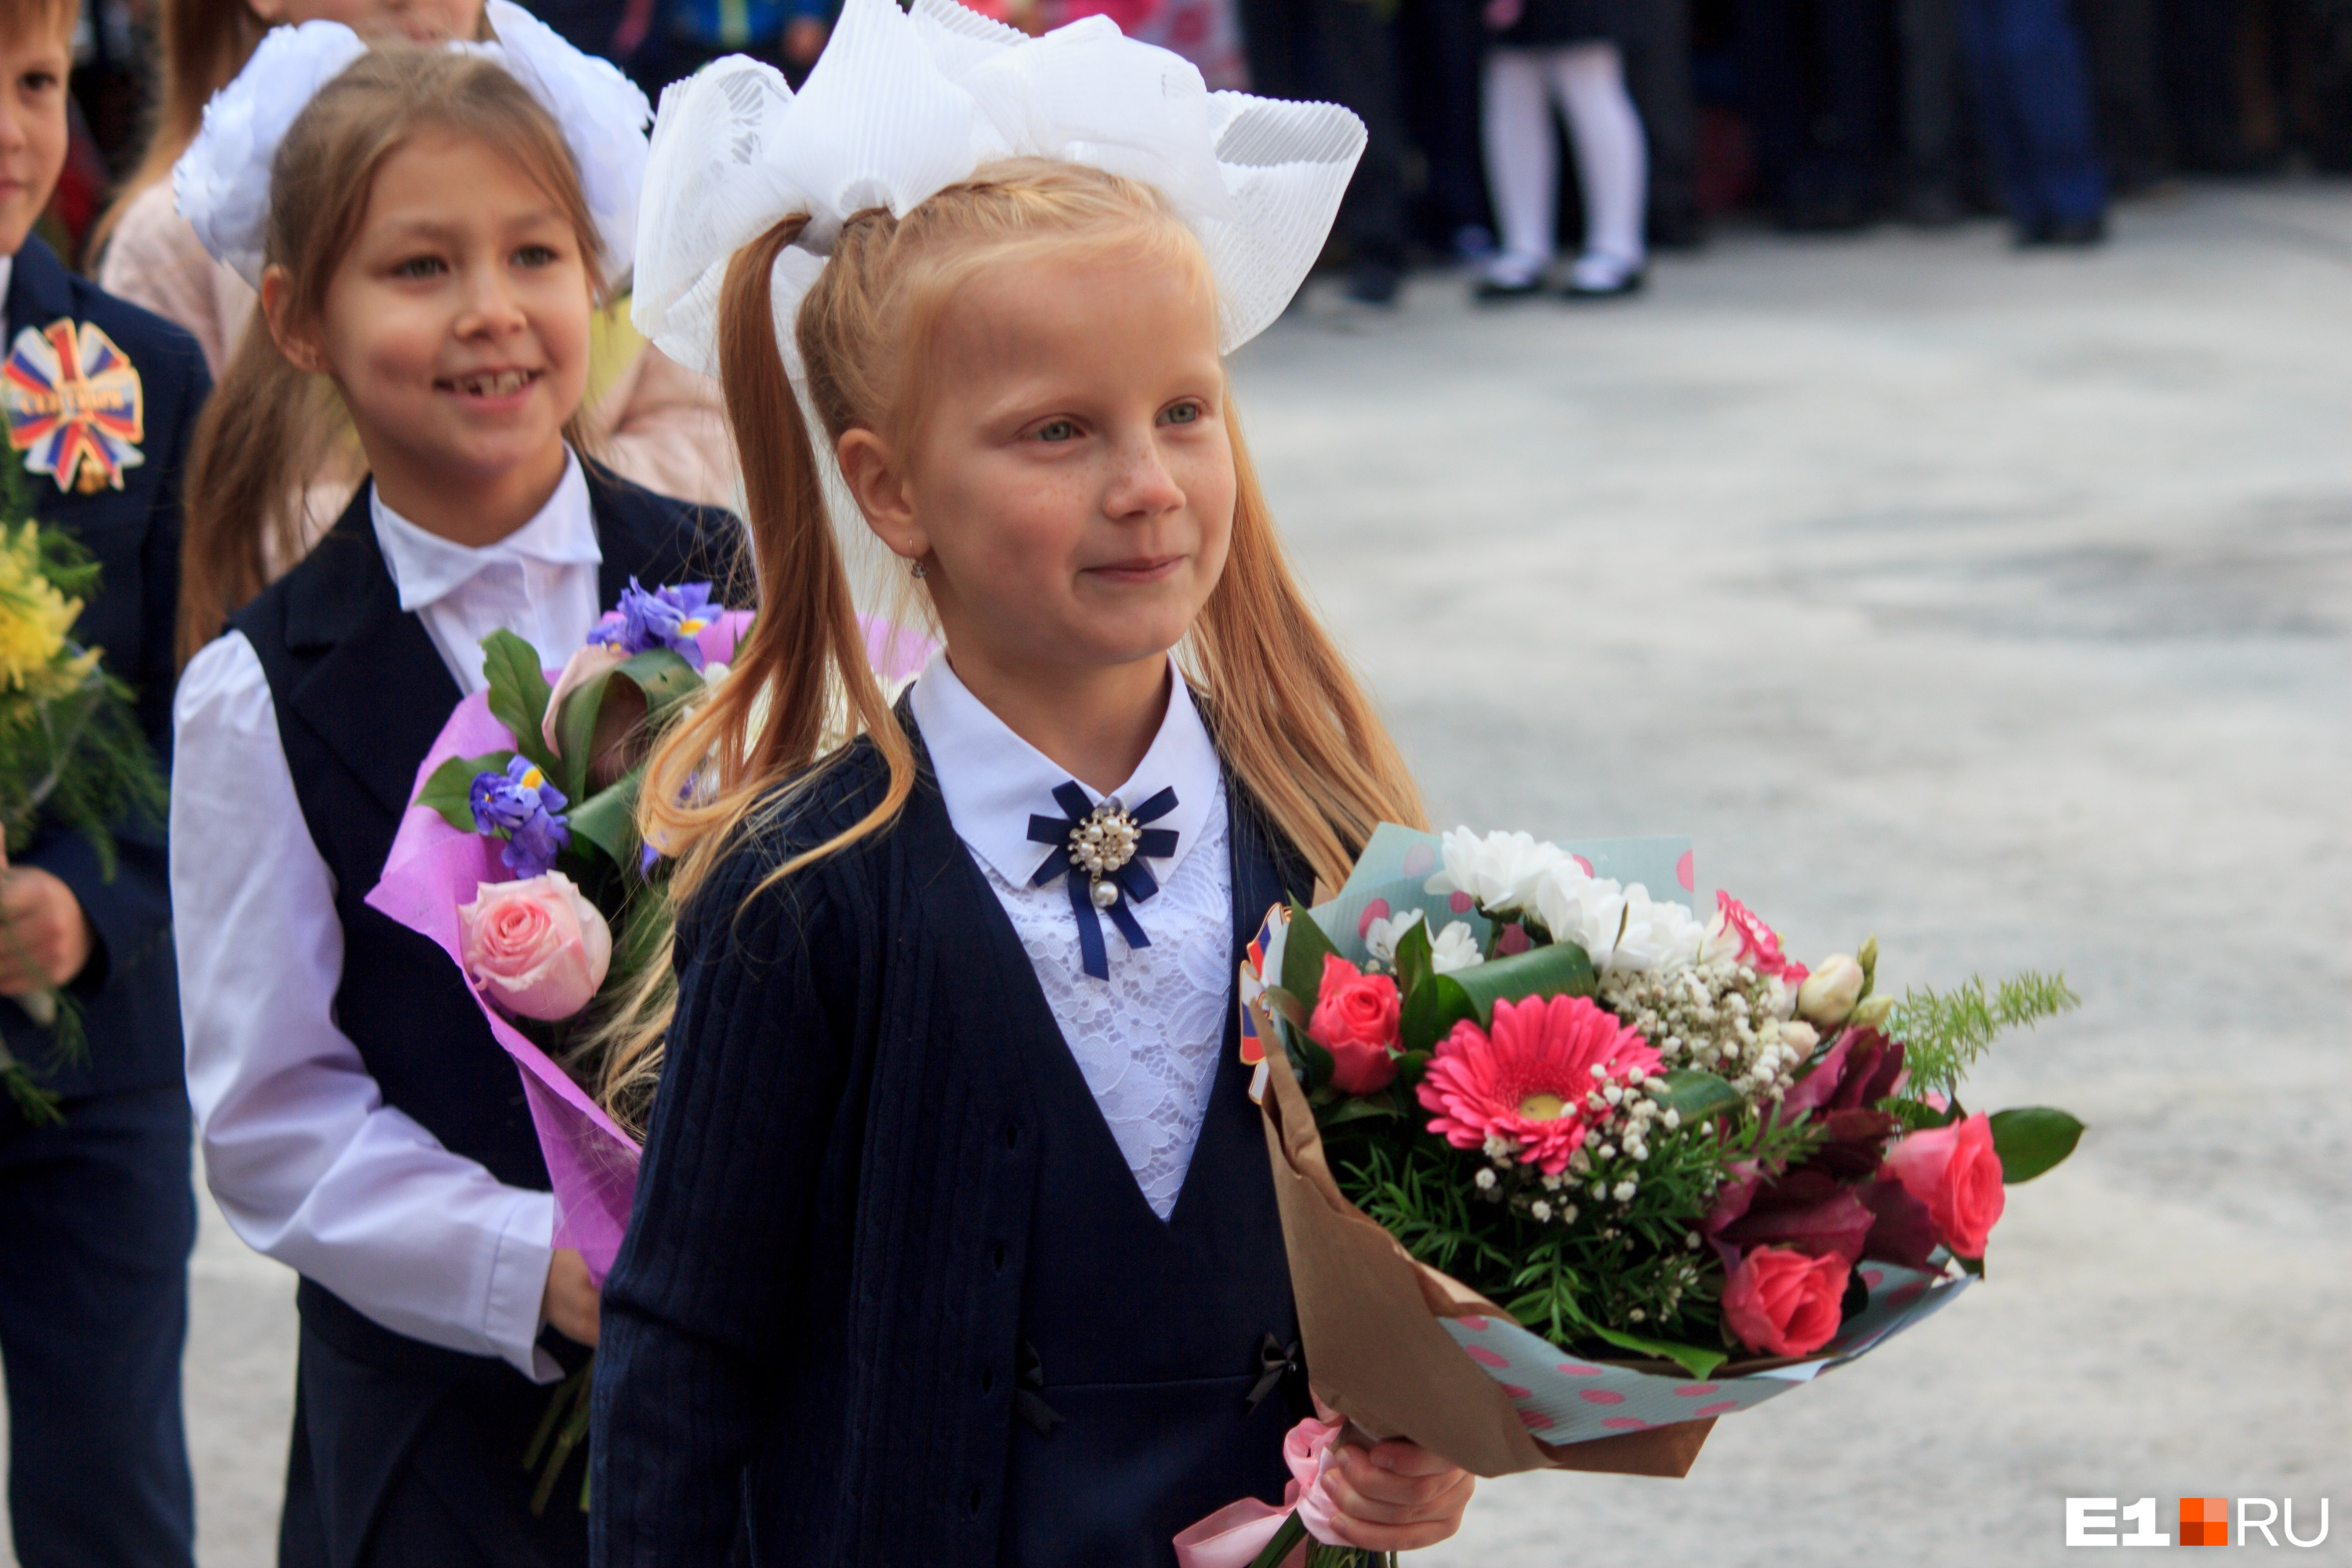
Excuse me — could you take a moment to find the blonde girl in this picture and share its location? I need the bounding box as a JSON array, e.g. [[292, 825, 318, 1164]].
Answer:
[[95, 0, 736, 518], [591, 5, 1477, 1563], [168, 25, 732, 1564]]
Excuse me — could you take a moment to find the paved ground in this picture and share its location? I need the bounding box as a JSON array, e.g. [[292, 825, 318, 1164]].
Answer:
[[8, 180, 2349, 1564]]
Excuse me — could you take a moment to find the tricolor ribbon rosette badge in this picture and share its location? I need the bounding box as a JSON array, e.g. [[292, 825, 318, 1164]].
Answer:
[[2, 319, 147, 495]]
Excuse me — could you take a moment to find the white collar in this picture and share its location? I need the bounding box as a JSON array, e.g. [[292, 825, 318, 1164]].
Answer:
[[909, 651, 1221, 891], [0, 255, 13, 306], [369, 450, 601, 612]]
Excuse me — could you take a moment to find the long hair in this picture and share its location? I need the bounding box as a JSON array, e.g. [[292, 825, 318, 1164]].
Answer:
[[88, 0, 267, 258], [641, 158, 1424, 912], [176, 45, 607, 665]]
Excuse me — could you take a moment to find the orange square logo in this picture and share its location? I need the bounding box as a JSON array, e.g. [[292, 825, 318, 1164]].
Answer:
[[2180, 1497, 2230, 1546]]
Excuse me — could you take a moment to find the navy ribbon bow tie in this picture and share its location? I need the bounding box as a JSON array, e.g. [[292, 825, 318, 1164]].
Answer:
[[1027, 782, 1180, 980]]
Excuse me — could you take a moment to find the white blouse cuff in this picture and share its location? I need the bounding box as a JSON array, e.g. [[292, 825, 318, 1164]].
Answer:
[[486, 1187, 562, 1382]]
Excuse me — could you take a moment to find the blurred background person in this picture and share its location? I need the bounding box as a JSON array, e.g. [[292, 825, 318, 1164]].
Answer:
[[618, 0, 830, 96], [1956, 0, 2109, 242], [1399, 0, 1495, 260], [1238, 0, 1409, 303], [1736, 0, 1889, 230], [1474, 0, 1649, 299], [1624, 0, 1706, 249], [1896, 0, 1970, 223]]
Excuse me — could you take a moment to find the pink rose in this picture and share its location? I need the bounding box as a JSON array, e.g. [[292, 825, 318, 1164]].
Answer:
[[1722, 1245, 1849, 1357], [1881, 1112, 2006, 1260], [1307, 953, 1400, 1094], [459, 872, 614, 1022]]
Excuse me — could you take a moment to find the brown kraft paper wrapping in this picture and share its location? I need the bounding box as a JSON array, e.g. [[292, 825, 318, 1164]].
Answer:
[[1257, 1010, 1714, 1480]]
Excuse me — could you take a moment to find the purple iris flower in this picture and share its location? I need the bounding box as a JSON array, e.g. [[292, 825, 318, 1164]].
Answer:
[[589, 579, 715, 671], [470, 755, 571, 878]]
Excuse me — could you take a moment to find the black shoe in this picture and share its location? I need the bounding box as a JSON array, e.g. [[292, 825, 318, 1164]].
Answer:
[[2016, 213, 2107, 249], [1473, 273, 1547, 303], [1346, 257, 1401, 306]]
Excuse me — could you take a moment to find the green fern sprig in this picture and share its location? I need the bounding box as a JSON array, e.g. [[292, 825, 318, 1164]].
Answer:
[[1889, 971, 2079, 1095]]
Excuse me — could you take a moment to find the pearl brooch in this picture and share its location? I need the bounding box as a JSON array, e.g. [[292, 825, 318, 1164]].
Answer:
[[1069, 800, 1144, 908]]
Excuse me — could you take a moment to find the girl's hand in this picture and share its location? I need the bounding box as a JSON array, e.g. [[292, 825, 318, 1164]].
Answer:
[[1318, 1436, 1477, 1553], [542, 1248, 601, 1346]]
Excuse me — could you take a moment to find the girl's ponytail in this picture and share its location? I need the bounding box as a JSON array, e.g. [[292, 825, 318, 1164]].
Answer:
[[176, 325, 343, 664], [1186, 411, 1426, 893], [635, 218, 916, 911]]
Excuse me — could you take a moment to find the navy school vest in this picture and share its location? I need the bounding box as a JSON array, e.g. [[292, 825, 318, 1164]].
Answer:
[[980, 793, 1307, 1568], [230, 468, 736, 1367]]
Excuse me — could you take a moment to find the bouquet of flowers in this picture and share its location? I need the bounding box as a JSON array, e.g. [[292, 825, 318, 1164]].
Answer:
[[364, 580, 931, 1508], [1218, 826, 2081, 1564], [0, 489, 165, 1117]]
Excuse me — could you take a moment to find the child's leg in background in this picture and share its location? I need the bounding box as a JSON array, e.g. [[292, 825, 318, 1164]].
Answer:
[[1551, 42, 1650, 282], [1481, 47, 1561, 285]]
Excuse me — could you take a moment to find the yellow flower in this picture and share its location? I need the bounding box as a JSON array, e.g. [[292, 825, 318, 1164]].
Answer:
[[0, 524, 84, 693]]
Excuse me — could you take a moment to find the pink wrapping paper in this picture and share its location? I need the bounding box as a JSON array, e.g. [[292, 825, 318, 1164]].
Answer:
[[363, 612, 931, 1283]]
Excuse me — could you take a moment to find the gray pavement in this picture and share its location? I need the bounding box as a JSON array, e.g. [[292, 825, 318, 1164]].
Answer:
[[10, 180, 2350, 1564]]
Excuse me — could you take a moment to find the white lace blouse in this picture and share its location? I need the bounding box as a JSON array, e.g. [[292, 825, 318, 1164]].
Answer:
[[907, 653, 1232, 1219]]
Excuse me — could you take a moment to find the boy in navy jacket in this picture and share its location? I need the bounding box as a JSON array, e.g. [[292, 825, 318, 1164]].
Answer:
[[0, 2, 209, 1562]]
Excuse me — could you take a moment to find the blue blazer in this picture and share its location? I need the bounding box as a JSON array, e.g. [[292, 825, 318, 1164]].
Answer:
[[2, 235, 209, 1098]]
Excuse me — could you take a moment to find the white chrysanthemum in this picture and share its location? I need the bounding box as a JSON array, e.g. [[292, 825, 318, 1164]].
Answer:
[[1424, 828, 1565, 918], [1362, 906, 1423, 965], [1531, 858, 1628, 959], [1428, 920, 1481, 974], [1602, 884, 1710, 974], [1363, 908, 1483, 975]]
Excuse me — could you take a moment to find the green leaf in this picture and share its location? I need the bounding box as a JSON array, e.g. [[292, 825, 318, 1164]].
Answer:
[[551, 668, 619, 805], [1449, 941, 1597, 1025], [415, 751, 514, 833], [1581, 1324, 1728, 1382], [614, 647, 702, 719], [1987, 1106, 2085, 1183], [1655, 1069, 1744, 1124], [481, 630, 558, 778], [1296, 1033, 1335, 1093], [1393, 917, 1434, 999], [1399, 971, 1477, 1054], [1279, 898, 1341, 1011], [1956, 1252, 1986, 1277], [566, 776, 642, 872], [1316, 1091, 1402, 1129]]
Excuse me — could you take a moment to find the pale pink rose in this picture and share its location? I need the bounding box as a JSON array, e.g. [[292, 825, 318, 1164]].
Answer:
[[1722, 1245, 1849, 1357], [459, 873, 613, 1021], [1881, 1112, 2006, 1260]]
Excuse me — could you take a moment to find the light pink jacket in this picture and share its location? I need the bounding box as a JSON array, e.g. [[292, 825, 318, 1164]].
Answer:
[[98, 180, 740, 512]]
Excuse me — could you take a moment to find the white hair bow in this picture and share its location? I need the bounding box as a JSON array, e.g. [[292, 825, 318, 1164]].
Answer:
[[631, 0, 1367, 381], [174, 0, 652, 290]]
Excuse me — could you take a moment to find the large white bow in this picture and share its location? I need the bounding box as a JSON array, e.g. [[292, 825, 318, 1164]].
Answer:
[[175, 0, 651, 290], [632, 0, 1367, 382]]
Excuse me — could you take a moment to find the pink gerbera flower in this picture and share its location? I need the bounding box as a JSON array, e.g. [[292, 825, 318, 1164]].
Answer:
[[1417, 994, 1663, 1174]]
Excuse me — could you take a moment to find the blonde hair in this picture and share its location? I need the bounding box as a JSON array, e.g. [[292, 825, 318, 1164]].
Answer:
[[589, 161, 1423, 1127], [176, 45, 606, 664]]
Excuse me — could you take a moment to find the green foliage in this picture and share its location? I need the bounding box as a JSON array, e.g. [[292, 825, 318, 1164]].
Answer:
[[1987, 1106, 2085, 1182], [1889, 971, 2079, 1094], [416, 752, 514, 833], [480, 630, 557, 779], [564, 776, 642, 874]]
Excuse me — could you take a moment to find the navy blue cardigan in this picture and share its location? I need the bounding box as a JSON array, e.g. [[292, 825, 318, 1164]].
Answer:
[[590, 730, 1311, 1567]]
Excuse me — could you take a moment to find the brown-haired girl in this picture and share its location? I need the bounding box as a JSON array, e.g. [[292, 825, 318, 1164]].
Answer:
[[93, 0, 738, 521], [166, 19, 733, 1563], [592, 4, 1477, 1563]]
